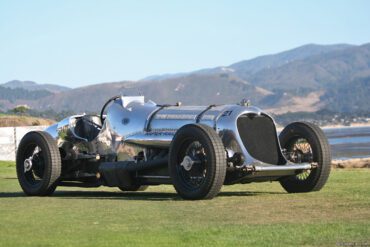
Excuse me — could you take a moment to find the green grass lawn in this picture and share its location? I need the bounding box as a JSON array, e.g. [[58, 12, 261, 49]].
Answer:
[[0, 161, 369, 247]]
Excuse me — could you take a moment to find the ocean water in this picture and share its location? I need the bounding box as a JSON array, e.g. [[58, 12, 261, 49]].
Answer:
[[324, 126, 370, 160]]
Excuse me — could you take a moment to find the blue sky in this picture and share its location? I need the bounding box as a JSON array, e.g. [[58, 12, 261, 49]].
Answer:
[[1, 0, 370, 88]]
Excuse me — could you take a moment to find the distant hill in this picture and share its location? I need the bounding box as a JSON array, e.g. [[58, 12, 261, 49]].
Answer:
[[140, 44, 353, 82], [1, 43, 369, 115], [247, 43, 370, 90], [34, 74, 266, 112], [1, 80, 70, 93], [322, 76, 370, 113], [0, 86, 52, 101], [229, 44, 353, 80], [0, 86, 53, 110], [35, 81, 133, 113]]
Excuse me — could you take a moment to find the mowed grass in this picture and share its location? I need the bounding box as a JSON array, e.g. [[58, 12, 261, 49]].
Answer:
[[0, 161, 369, 247]]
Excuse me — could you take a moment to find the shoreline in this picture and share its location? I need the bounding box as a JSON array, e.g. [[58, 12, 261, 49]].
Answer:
[[276, 122, 370, 132], [321, 122, 370, 129], [331, 157, 370, 169]]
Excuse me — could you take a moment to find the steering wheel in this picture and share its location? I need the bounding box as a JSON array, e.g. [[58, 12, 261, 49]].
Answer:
[[100, 95, 121, 124]]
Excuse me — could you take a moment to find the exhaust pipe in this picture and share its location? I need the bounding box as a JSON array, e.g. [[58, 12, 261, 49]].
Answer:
[[99, 158, 168, 187]]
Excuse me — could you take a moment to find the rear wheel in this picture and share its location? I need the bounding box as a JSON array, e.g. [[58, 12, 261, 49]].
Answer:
[[169, 124, 226, 200], [16, 131, 61, 196], [279, 122, 331, 193]]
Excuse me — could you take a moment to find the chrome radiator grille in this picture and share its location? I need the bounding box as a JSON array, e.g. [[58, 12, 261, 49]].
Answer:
[[237, 114, 286, 165]]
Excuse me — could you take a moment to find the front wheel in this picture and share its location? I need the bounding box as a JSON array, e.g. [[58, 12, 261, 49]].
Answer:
[[279, 122, 331, 193], [169, 124, 227, 200], [16, 131, 61, 196]]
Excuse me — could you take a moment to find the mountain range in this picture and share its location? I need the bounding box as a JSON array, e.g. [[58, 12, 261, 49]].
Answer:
[[1, 80, 70, 93], [1, 43, 369, 116]]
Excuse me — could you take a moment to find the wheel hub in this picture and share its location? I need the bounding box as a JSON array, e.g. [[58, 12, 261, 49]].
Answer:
[[24, 158, 33, 173], [23, 146, 41, 173], [180, 155, 195, 171]]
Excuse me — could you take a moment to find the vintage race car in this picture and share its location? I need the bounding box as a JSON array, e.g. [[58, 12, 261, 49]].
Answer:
[[16, 96, 331, 200]]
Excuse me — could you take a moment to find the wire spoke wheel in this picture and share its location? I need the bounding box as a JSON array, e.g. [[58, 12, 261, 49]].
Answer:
[[285, 138, 314, 181], [177, 140, 208, 190], [279, 122, 331, 193], [169, 124, 226, 200]]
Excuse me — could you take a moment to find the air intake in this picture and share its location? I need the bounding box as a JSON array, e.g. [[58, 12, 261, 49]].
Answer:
[[237, 114, 286, 165]]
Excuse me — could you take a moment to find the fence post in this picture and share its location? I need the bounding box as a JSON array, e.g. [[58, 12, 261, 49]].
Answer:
[[14, 127, 17, 160]]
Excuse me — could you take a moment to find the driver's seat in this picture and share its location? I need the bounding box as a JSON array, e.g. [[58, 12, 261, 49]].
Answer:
[[74, 115, 102, 142]]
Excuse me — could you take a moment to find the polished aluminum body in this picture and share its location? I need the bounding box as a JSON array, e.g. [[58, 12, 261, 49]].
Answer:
[[45, 96, 286, 167]]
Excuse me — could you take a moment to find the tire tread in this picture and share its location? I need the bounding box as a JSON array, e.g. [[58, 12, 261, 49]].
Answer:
[[169, 124, 226, 200], [279, 121, 331, 192], [16, 131, 61, 196]]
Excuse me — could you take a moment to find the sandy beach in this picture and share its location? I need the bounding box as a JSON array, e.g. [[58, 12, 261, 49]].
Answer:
[[332, 158, 370, 168]]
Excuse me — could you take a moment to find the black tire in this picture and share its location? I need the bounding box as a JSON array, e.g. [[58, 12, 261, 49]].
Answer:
[[279, 122, 331, 193], [118, 185, 148, 192], [16, 131, 61, 196], [169, 124, 226, 200]]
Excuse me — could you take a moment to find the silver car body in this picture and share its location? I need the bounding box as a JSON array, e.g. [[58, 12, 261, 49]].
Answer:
[[45, 96, 296, 171]]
